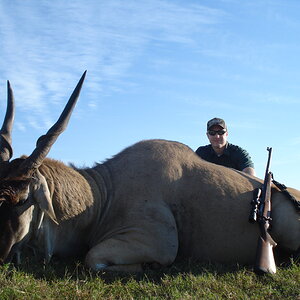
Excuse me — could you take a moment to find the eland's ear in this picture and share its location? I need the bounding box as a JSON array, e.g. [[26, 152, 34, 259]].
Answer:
[[32, 170, 59, 225]]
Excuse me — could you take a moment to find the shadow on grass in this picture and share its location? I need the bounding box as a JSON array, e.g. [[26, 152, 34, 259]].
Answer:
[[5, 248, 298, 285], [6, 256, 251, 284]]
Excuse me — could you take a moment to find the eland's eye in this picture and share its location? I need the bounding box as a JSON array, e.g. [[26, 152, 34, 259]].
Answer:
[[16, 198, 28, 207]]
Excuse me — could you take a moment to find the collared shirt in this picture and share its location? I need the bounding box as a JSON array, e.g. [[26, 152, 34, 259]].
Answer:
[[195, 143, 254, 171]]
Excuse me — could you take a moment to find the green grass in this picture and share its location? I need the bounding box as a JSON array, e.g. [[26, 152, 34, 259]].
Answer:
[[0, 258, 299, 300]]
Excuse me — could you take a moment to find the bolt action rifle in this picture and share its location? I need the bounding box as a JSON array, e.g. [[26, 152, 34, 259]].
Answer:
[[249, 147, 277, 274]]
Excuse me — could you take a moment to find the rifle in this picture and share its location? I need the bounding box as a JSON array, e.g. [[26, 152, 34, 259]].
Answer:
[[249, 147, 277, 274]]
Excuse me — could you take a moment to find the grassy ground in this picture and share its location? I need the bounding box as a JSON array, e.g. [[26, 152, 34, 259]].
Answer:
[[0, 258, 299, 300]]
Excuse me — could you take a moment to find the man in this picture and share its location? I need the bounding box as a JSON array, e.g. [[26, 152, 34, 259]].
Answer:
[[195, 117, 256, 176]]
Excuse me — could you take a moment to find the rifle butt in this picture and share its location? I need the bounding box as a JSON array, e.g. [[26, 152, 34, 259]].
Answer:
[[254, 235, 277, 275]]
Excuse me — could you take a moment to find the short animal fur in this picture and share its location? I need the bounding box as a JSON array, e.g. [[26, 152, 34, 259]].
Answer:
[[0, 72, 299, 272]]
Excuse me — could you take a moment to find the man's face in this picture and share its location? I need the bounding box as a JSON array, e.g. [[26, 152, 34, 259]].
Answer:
[[206, 125, 228, 149]]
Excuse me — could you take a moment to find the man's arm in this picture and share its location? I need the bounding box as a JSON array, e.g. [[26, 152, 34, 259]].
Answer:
[[242, 167, 256, 176], [235, 145, 255, 175]]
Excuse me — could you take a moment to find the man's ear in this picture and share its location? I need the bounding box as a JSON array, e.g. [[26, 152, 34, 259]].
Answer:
[[32, 169, 59, 225]]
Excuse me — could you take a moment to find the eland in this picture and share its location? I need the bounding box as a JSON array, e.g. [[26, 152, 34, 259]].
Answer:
[[0, 72, 299, 272]]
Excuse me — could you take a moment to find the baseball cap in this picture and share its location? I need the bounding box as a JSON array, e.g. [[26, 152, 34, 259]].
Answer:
[[207, 118, 227, 130]]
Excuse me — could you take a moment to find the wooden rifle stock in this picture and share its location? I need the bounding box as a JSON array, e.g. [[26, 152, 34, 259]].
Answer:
[[254, 172, 277, 274], [252, 147, 277, 275]]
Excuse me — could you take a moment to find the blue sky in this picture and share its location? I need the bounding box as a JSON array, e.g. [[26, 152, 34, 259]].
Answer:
[[1, 0, 300, 189]]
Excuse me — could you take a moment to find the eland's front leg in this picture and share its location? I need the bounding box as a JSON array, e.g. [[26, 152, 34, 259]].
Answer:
[[85, 218, 178, 272]]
